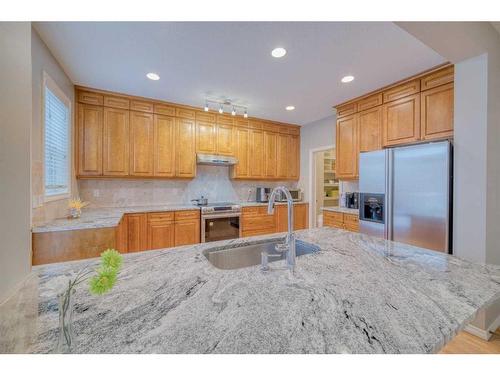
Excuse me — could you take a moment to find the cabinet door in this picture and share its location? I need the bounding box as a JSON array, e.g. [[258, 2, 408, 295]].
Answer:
[[153, 114, 175, 177], [216, 123, 234, 156], [336, 114, 358, 179], [323, 211, 344, 229], [115, 216, 128, 253], [264, 131, 277, 178], [130, 111, 154, 176], [232, 126, 249, 178], [276, 204, 308, 232], [126, 213, 147, 252], [196, 120, 216, 154], [358, 106, 382, 152], [77, 104, 103, 176], [382, 93, 420, 147], [276, 133, 288, 179], [103, 107, 129, 176], [249, 128, 264, 178], [174, 219, 200, 246], [175, 118, 196, 178], [421, 82, 454, 141], [147, 213, 175, 250], [287, 135, 300, 180]]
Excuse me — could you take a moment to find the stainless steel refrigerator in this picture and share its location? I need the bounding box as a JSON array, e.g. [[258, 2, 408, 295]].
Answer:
[[359, 141, 452, 253]]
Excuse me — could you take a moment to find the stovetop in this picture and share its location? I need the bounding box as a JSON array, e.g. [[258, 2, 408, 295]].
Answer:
[[198, 202, 241, 215]]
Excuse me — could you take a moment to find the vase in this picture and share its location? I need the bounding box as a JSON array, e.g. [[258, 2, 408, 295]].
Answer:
[[69, 207, 81, 219], [56, 286, 76, 353]]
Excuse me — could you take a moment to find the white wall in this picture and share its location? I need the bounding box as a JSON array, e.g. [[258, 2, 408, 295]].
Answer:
[[31, 28, 76, 226], [0, 23, 32, 303]]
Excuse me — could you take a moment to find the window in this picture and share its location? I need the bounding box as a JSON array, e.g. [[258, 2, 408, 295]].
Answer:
[[43, 73, 71, 200]]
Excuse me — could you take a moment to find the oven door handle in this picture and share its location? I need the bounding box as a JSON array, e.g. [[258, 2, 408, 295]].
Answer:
[[202, 212, 241, 219]]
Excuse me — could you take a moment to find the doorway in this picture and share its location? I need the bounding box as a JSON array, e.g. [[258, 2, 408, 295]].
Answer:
[[311, 147, 339, 227]]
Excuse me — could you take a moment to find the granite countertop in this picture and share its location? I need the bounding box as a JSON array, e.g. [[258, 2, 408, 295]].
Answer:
[[240, 201, 309, 207], [322, 206, 359, 215], [32, 201, 310, 233], [2, 227, 499, 354]]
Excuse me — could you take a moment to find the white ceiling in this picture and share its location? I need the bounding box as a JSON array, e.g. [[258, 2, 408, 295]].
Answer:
[[34, 22, 445, 125]]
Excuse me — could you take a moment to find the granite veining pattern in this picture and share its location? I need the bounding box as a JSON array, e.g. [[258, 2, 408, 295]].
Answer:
[[2, 228, 500, 354], [322, 206, 359, 215]]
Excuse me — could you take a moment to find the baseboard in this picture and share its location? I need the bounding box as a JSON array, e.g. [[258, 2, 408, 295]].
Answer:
[[464, 324, 493, 341]]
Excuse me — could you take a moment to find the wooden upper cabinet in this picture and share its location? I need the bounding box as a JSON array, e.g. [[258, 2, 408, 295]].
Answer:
[[382, 93, 421, 147], [287, 135, 300, 180], [130, 100, 154, 113], [196, 120, 217, 154], [276, 133, 288, 179], [77, 104, 103, 176], [249, 128, 264, 178], [421, 66, 454, 91], [103, 107, 129, 176], [176, 107, 196, 120], [264, 131, 277, 178], [130, 111, 154, 176], [421, 82, 454, 141], [383, 80, 420, 103], [175, 118, 196, 178], [336, 102, 357, 118], [126, 213, 148, 252], [336, 114, 358, 179], [147, 212, 175, 250], [154, 103, 176, 117], [153, 114, 175, 177], [358, 106, 382, 152], [357, 93, 383, 112], [232, 126, 249, 178], [78, 90, 103, 106], [103, 95, 130, 110], [216, 123, 234, 155]]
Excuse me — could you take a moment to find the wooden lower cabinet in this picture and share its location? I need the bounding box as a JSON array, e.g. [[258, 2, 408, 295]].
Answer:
[[126, 213, 148, 252], [242, 203, 309, 237], [147, 212, 175, 250], [174, 210, 201, 246], [323, 211, 359, 232]]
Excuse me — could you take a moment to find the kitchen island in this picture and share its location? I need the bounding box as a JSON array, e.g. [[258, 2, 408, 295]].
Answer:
[[1, 227, 500, 354]]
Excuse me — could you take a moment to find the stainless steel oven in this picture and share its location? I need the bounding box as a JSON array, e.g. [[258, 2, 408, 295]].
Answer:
[[200, 203, 241, 243]]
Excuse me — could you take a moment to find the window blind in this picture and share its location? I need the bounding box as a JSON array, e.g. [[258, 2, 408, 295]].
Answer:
[[44, 86, 70, 197]]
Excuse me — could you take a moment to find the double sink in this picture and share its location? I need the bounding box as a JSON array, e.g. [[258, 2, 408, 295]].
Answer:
[[203, 239, 320, 270]]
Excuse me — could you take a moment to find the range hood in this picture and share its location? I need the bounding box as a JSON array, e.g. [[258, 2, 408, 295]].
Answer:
[[196, 153, 238, 166]]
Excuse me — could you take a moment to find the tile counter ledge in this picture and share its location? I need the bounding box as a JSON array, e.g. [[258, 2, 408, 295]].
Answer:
[[31, 204, 200, 233], [2, 227, 500, 354], [322, 206, 359, 215]]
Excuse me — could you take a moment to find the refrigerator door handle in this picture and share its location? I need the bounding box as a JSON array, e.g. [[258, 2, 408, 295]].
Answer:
[[386, 149, 394, 241]]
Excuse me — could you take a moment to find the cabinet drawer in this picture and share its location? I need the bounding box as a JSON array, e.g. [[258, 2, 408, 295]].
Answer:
[[176, 108, 196, 119], [383, 80, 420, 103], [344, 213, 359, 224], [242, 214, 275, 231], [336, 102, 357, 118], [174, 210, 200, 221], [78, 90, 104, 106], [103, 95, 130, 109], [421, 66, 454, 91], [248, 120, 263, 130], [262, 123, 281, 133], [324, 211, 343, 222], [234, 118, 249, 128], [154, 103, 176, 116], [357, 93, 383, 111], [130, 100, 154, 113], [344, 223, 359, 232], [147, 212, 175, 222], [196, 111, 216, 123], [242, 206, 267, 216]]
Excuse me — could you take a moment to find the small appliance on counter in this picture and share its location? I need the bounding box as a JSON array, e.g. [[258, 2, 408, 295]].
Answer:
[[256, 187, 272, 202], [345, 192, 359, 209], [277, 188, 302, 202], [191, 196, 208, 206]]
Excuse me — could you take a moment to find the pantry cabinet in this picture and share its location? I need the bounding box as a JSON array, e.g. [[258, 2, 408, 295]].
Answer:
[[103, 107, 129, 176], [76, 86, 300, 181], [336, 114, 358, 180], [77, 104, 103, 176]]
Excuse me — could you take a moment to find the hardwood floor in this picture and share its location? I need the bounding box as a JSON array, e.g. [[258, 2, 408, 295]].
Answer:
[[440, 329, 500, 354]]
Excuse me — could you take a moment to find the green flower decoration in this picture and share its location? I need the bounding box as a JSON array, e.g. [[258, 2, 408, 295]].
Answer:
[[89, 267, 118, 295], [100, 249, 123, 271]]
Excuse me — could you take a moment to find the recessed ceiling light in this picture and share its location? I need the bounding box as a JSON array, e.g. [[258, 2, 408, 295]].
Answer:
[[271, 47, 287, 58], [146, 72, 160, 81], [341, 75, 355, 83], [286, 105, 295, 111]]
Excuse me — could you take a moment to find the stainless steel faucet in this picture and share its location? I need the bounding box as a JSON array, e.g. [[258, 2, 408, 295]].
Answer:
[[266, 186, 296, 272]]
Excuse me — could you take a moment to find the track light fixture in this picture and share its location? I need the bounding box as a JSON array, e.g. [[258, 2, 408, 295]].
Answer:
[[203, 98, 249, 118]]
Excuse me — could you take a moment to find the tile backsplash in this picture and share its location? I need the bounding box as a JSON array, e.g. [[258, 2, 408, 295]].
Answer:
[[78, 166, 297, 208]]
